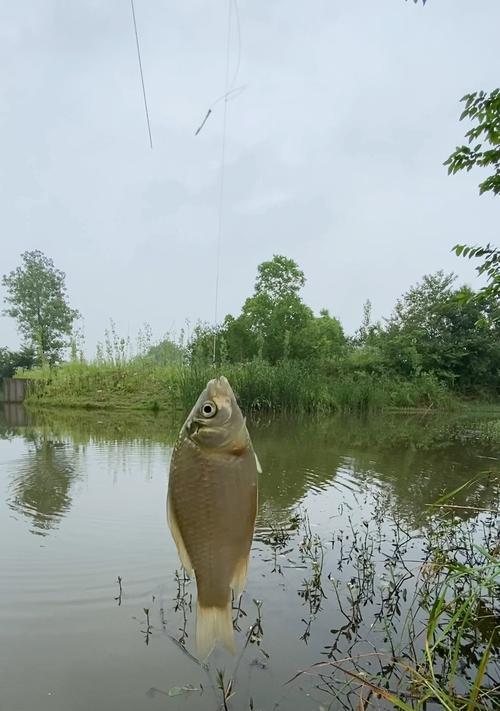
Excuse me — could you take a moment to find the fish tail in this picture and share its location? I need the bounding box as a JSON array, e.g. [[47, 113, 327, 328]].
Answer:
[[196, 600, 235, 661]]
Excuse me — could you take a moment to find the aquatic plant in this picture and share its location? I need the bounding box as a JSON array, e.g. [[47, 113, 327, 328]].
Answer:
[[114, 575, 123, 606], [162, 483, 499, 709], [286, 494, 500, 710]]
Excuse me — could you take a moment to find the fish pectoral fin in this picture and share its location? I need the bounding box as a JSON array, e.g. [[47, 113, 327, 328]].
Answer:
[[167, 494, 193, 576], [230, 556, 249, 598], [254, 452, 262, 474], [196, 602, 235, 661]]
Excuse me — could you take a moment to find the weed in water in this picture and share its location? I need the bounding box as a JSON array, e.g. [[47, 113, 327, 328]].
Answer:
[[114, 575, 123, 606], [141, 607, 152, 645], [173, 568, 192, 646]]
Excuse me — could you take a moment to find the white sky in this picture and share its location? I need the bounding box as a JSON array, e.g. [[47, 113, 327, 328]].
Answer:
[[1, 0, 499, 354]]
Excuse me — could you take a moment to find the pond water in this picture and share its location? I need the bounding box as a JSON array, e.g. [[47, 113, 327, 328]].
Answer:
[[0, 404, 498, 711]]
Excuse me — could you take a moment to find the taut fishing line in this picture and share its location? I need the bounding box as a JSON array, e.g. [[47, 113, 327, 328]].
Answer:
[[130, 0, 153, 148], [211, 0, 242, 365], [129, 0, 242, 362]]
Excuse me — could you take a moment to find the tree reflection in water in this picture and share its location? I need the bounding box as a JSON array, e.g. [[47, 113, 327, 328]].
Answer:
[[6, 428, 79, 536]]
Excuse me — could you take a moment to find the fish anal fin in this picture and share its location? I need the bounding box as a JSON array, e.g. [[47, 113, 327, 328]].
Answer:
[[196, 602, 235, 661], [167, 494, 193, 576], [230, 556, 249, 598]]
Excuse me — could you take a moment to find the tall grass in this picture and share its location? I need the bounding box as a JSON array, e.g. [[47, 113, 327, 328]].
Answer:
[[20, 358, 461, 414], [13, 317, 466, 413]]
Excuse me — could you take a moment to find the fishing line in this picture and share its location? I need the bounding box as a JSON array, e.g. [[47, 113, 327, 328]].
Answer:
[[228, 0, 241, 92], [195, 0, 242, 138], [130, 0, 153, 148], [212, 0, 235, 365], [194, 85, 246, 136]]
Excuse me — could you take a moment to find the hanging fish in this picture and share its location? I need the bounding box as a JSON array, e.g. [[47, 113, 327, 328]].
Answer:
[[167, 376, 260, 660]]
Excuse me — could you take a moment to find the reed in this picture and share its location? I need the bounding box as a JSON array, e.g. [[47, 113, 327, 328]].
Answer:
[[21, 359, 461, 415]]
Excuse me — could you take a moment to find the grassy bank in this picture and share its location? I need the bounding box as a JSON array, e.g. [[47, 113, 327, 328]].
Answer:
[[19, 360, 463, 414]]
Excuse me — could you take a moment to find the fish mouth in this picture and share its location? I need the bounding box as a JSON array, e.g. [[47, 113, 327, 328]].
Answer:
[[186, 418, 200, 437], [205, 376, 235, 414], [206, 376, 233, 399]]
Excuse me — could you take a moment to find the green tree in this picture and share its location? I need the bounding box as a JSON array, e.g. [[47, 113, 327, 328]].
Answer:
[[254, 254, 306, 301], [239, 255, 313, 363], [188, 255, 334, 365], [186, 322, 221, 364], [0, 346, 37, 380], [2, 251, 79, 364], [140, 338, 184, 365], [223, 314, 258, 362], [382, 272, 500, 392], [453, 243, 499, 307], [353, 299, 382, 347], [445, 90, 500, 197], [445, 90, 500, 304], [294, 309, 346, 363]]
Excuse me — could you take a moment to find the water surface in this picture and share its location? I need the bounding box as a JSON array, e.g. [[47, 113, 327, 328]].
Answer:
[[1, 405, 498, 710]]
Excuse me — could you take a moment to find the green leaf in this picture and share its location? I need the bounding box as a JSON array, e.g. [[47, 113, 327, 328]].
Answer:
[[466, 636, 493, 711], [432, 474, 483, 506]]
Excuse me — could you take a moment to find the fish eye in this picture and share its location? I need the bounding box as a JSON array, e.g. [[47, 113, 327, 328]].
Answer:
[[201, 400, 217, 418]]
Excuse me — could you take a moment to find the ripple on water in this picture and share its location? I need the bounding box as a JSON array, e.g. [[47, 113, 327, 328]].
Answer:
[[0, 555, 171, 618], [302, 460, 363, 496]]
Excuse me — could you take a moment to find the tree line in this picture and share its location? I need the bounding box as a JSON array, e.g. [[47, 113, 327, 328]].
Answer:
[[1, 88, 499, 398], [188, 255, 500, 397]]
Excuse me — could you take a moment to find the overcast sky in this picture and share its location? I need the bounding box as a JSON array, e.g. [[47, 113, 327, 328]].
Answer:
[[1, 0, 499, 354]]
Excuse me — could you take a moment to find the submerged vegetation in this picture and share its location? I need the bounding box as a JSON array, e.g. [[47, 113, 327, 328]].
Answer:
[[142, 479, 500, 710], [283, 499, 500, 710], [262, 502, 498, 710]]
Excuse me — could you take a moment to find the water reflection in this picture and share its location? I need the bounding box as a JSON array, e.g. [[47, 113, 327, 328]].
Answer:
[[253, 418, 345, 521], [2, 402, 31, 428], [350, 446, 499, 523], [252, 414, 500, 524], [6, 428, 79, 536], [0, 407, 498, 537]]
